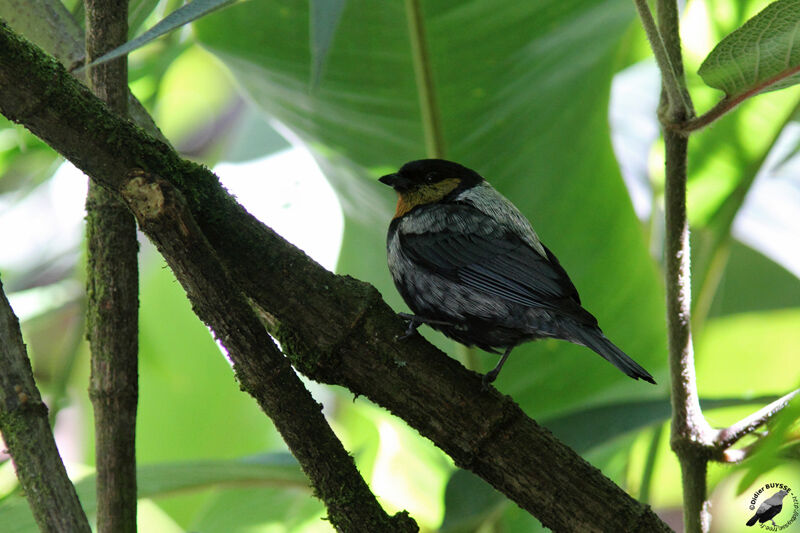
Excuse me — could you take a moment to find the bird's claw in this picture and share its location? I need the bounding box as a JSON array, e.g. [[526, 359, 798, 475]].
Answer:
[[396, 313, 421, 340], [481, 370, 498, 391]]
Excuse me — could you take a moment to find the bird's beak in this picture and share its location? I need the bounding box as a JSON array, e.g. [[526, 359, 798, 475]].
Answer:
[[379, 173, 412, 191]]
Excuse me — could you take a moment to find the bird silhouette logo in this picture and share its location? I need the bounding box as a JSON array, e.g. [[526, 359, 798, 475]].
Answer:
[[745, 484, 798, 529], [747, 490, 789, 527]]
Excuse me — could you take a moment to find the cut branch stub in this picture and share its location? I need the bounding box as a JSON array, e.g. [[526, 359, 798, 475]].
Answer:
[[698, 0, 800, 98]]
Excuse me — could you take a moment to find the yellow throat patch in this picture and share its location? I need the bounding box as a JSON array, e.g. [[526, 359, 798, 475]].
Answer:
[[394, 178, 461, 218]]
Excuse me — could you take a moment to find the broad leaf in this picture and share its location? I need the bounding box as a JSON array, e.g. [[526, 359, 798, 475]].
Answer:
[[194, 0, 669, 422], [190, 486, 326, 532], [703, 238, 800, 318], [310, 0, 347, 87], [136, 257, 280, 464], [440, 470, 505, 533], [544, 395, 791, 454], [699, 0, 800, 97], [0, 455, 307, 533], [129, 0, 161, 37]]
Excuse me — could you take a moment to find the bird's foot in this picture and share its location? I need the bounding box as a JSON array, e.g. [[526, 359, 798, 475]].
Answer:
[[481, 370, 499, 391], [396, 313, 454, 340], [397, 313, 422, 340], [480, 347, 513, 391]]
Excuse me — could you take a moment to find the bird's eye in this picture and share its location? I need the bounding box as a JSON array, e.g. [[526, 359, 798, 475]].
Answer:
[[424, 172, 439, 183]]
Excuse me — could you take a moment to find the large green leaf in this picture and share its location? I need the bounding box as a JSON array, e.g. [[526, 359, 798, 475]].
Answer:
[[190, 486, 327, 532], [134, 249, 283, 524], [310, 0, 347, 87], [698, 0, 800, 97], [193, 0, 668, 423], [544, 395, 791, 454], [0, 455, 307, 533], [705, 238, 800, 318], [129, 0, 161, 37], [440, 470, 505, 533], [135, 253, 281, 466]]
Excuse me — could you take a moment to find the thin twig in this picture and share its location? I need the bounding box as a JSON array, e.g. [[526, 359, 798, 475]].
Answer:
[[714, 389, 800, 453], [671, 96, 734, 133], [675, 63, 800, 133]]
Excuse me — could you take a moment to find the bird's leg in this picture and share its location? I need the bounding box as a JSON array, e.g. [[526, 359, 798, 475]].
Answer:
[[397, 313, 423, 339], [481, 346, 514, 390], [396, 313, 454, 340]]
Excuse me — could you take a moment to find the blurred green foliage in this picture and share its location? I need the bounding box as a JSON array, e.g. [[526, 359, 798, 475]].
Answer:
[[0, 0, 798, 531]]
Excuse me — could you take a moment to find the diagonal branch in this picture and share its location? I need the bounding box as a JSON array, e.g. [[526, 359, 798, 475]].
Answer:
[[119, 171, 415, 532], [0, 278, 91, 532], [0, 21, 671, 532], [713, 389, 800, 454]]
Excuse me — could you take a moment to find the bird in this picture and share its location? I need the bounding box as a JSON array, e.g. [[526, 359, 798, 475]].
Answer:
[[379, 159, 656, 388], [747, 490, 789, 527]]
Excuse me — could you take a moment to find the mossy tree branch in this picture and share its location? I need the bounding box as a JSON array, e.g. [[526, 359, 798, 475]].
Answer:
[[0, 21, 672, 532], [120, 170, 416, 532], [0, 278, 91, 533], [84, 2, 140, 532]]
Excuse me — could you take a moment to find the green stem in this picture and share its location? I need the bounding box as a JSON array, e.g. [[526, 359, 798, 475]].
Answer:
[[405, 0, 445, 158], [404, 0, 483, 374]]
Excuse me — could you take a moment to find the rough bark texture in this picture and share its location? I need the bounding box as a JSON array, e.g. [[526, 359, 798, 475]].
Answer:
[[0, 278, 91, 532], [0, 23, 672, 532], [83, 2, 140, 532], [121, 171, 416, 532]]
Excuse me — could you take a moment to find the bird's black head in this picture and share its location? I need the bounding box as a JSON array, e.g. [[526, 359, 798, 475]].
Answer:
[[379, 159, 484, 218], [379, 159, 483, 193]]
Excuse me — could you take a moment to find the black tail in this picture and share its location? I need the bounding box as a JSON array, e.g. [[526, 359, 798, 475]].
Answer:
[[746, 514, 758, 526], [569, 327, 656, 384]]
